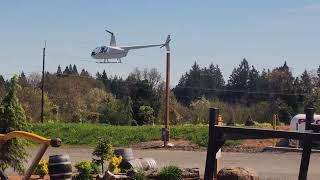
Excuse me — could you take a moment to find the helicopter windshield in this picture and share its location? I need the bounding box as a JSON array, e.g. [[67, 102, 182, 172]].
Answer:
[[91, 46, 108, 56]]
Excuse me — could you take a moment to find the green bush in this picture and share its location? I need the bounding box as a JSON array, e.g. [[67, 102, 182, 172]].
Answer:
[[75, 160, 99, 180], [92, 137, 113, 172], [158, 165, 183, 180], [126, 168, 147, 180]]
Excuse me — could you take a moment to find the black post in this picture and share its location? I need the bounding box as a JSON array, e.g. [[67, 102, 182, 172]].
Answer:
[[204, 108, 219, 180], [298, 108, 314, 180], [305, 108, 314, 131], [41, 43, 45, 123]]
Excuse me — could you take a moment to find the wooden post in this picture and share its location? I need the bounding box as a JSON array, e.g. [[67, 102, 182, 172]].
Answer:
[[41, 42, 46, 123], [164, 51, 170, 147], [23, 144, 49, 180], [214, 114, 223, 176], [298, 108, 314, 180], [272, 114, 277, 147]]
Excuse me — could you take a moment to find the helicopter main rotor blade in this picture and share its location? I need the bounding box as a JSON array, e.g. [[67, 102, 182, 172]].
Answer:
[[105, 30, 114, 35]]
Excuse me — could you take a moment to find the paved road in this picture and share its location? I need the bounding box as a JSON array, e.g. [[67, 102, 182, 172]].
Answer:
[[9, 147, 320, 179]]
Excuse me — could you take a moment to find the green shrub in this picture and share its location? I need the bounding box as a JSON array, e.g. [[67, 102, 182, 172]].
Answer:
[[131, 169, 147, 180], [75, 160, 99, 180], [158, 165, 183, 180], [92, 137, 113, 172]]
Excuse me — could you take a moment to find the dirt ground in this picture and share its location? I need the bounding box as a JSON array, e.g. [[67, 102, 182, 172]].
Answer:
[[131, 125, 291, 153]]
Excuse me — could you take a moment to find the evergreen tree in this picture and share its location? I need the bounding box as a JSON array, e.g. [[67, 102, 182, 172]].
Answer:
[[96, 72, 102, 79], [317, 65, 320, 87], [268, 61, 294, 93], [0, 75, 6, 101], [57, 65, 62, 75], [225, 58, 250, 103], [268, 62, 297, 112], [63, 66, 70, 75], [293, 77, 300, 93], [0, 76, 29, 173], [18, 72, 28, 87], [175, 62, 202, 105], [174, 62, 225, 105], [99, 70, 110, 91], [299, 70, 313, 94], [247, 66, 259, 91], [80, 69, 90, 77], [227, 58, 250, 90], [72, 64, 79, 75], [207, 64, 225, 88], [202, 64, 225, 99], [256, 69, 269, 91], [92, 137, 113, 172], [68, 64, 73, 74]]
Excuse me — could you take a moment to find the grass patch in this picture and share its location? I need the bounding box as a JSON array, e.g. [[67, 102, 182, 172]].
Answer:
[[31, 123, 244, 147]]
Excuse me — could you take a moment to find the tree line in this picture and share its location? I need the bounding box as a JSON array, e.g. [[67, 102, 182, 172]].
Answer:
[[1, 59, 320, 125]]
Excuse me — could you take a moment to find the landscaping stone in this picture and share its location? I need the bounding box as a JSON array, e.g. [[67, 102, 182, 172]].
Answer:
[[217, 166, 259, 180]]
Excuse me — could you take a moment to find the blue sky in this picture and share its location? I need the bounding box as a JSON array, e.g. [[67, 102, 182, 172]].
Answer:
[[0, 0, 320, 85]]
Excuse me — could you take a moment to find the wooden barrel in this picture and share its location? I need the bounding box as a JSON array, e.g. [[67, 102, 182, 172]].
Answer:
[[114, 148, 134, 162], [48, 154, 72, 180], [127, 158, 157, 171]]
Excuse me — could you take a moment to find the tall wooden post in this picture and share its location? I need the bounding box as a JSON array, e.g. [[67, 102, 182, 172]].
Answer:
[[164, 51, 170, 147], [41, 42, 46, 123]]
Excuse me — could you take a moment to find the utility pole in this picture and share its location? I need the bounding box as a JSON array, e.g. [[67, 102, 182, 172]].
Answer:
[[162, 36, 171, 147], [41, 41, 46, 123]]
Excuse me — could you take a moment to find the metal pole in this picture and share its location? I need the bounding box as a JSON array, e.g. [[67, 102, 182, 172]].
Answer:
[[41, 42, 46, 123], [164, 51, 170, 147]]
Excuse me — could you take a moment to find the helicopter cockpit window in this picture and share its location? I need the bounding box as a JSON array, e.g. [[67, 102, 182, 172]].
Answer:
[[91, 47, 101, 56], [100, 46, 107, 53]]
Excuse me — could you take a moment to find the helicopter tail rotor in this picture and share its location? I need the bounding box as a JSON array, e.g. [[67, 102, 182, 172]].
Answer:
[[160, 35, 171, 51]]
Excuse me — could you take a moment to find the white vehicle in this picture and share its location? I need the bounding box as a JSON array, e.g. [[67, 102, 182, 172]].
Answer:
[[289, 114, 320, 147], [91, 30, 171, 63]]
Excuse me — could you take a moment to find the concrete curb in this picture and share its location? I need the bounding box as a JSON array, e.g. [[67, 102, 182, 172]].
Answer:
[[263, 146, 320, 153]]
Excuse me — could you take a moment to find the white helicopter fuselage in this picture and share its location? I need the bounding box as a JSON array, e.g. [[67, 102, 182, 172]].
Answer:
[[91, 46, 128, 60]]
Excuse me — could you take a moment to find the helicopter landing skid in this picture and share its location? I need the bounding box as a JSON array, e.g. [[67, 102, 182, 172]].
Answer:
[[95, 59, 122, 63]]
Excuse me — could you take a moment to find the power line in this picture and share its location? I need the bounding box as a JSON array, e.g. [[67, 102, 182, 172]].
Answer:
[[173, 86, 308, 96]]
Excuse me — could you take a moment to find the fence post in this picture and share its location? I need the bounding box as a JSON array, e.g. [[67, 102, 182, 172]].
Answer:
[[298, 108, 314, 180], [204, 108, 219, 180], [272, 114, 277, 147]]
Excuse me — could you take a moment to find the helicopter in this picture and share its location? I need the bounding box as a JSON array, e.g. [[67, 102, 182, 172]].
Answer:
[[91, 30, 171, 63]]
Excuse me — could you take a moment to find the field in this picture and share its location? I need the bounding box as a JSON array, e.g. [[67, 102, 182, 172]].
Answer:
[[31, 123, 211, 147], [31, 123, 275, 147]]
